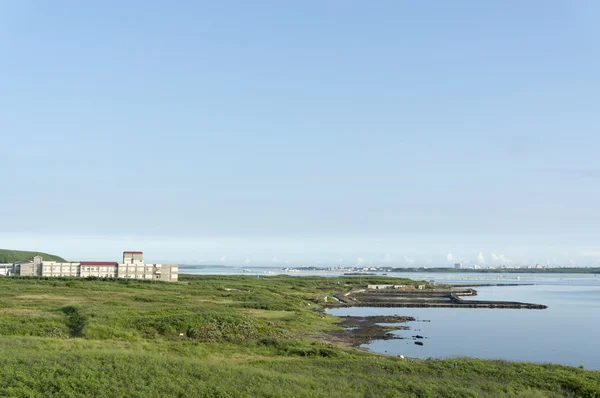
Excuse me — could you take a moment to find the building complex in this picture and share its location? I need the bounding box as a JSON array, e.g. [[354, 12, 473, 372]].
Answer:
[[9, 251, 178, 282]]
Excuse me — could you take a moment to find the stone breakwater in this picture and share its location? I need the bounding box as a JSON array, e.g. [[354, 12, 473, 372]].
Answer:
[[333, 288, 547, 310]]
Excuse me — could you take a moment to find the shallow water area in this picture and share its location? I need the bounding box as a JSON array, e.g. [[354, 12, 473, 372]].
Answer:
[[328, 273, 600, 369]]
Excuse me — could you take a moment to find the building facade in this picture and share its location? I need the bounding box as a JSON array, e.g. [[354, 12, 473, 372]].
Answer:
[[9, 251, 178, 282], [367, 284, 414, 290]]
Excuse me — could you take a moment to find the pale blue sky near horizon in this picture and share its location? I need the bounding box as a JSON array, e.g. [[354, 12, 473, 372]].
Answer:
[[1, 1, 599, 265]]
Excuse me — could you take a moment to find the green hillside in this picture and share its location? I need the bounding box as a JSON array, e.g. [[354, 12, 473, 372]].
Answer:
[[0, 275, 598, 397], [0, 249, 67, 263]]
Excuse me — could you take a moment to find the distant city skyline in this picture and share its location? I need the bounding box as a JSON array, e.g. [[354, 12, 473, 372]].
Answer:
[[1, 2, 599, 265]]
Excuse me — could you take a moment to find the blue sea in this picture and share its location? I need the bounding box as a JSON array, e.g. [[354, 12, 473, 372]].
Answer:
[[328, 273, 600, 369], [182, 266, 600, 369]]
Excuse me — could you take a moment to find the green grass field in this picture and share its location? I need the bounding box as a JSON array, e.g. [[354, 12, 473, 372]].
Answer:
[[0, 249, 67, 263], [0, 275, 598, 397]]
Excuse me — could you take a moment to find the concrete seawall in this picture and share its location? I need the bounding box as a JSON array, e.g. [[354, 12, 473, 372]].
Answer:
[[449, 293, 547, 309], [349, 302, 547, 309], [334, 287, 547, 310]]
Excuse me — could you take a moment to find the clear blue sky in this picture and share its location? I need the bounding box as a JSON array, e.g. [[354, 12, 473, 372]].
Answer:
[[1, 1, 599, 266]]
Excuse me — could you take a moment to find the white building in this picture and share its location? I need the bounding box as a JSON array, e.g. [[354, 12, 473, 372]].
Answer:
[[0, 264, 10, 275], [9, 251, 178, 282], [367, 284, 415, 290]]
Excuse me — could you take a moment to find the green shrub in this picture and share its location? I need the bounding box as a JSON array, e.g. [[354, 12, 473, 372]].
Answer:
[[60, 306, 88, 337]]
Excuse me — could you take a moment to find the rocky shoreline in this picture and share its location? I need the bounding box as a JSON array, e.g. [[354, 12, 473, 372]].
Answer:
[[324, 315, 415, 348]]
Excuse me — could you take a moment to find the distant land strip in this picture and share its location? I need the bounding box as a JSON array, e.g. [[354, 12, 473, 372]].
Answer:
[[392, 267, 600, 274]]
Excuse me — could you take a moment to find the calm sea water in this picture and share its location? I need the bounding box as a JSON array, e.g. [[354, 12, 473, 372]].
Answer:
[[183, 266, 600, 368], [328, 273, 600, 369]]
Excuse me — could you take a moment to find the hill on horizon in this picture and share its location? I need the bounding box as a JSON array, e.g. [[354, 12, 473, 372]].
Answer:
[[0, 249, 67, 264]]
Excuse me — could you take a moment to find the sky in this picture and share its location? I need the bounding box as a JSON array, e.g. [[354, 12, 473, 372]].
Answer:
[[1, 1, 599, 266]]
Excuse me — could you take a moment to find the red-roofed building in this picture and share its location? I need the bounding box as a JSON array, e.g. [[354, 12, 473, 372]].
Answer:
[[9, 251, 178, 282]]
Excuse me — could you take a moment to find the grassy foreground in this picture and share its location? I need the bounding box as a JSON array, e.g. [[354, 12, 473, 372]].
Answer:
[[0, 275, 598, 397], [0, 249, 67, 263]]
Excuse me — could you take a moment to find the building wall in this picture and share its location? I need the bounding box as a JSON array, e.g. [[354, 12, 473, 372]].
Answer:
[[117, 263, 153, 279], [123, 252, 144, 264], [152, 264, 178, 282], [41, 262, 81, 277], [17, 262, 36, 276], [116, 263, 178, 281], [0, 264, 9, 275], [368, 284, 394, 289], [80, 265, 116, 278], [10, 253, 178, 282]]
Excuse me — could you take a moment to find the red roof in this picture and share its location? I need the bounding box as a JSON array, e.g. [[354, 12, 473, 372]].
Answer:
[[80, 261, 118, 266], [123, 251, 143, 254]]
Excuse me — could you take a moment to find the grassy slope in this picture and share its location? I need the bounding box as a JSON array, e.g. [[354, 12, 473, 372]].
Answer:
[[0, 275, 598, 397], [0, 249, 67, 263]]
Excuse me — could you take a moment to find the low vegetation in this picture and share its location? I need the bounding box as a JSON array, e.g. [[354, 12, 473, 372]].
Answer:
[[0, 249, 67, 263], [0, 275, 598, 397]]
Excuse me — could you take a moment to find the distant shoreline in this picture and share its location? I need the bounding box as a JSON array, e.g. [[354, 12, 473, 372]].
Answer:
[[179, 264, 600, 275], [389, 267, 600, 274]]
